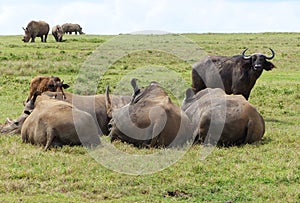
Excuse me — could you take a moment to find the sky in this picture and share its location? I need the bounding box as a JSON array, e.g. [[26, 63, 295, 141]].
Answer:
[[0, 0, 300, 35]]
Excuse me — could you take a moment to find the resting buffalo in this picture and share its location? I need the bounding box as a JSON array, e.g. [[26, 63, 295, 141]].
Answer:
[[22, 20, 50, 42], [52, 25, 64, 42], [181, 88, 265, 146], [192, 48, 275, 100], [25, 76, 69, 103], [2, 91, 131, 135], [61, 23, 84, 34], [21, 93, 101, 149], [106, 79, 193, 148]]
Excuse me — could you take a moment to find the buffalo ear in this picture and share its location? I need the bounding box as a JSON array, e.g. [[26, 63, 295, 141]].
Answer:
[[62, 84, 70, 89], [264, 61, 275, 71], [185, 88, 195, 100]]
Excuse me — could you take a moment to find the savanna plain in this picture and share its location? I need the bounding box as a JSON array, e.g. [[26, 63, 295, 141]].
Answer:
[[0, 33, 299, 202]]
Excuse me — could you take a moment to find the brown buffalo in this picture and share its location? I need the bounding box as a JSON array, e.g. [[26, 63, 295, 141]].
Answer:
[[61, 23, 84, 34], [22, 20, 50, 42], [192, 48, 275, 100], [181, 88, 265, 146], [106, 79, 194, 148], [25, 76, 69, 103], [21, 93, 101, 149], [52, 25, 64, 42]]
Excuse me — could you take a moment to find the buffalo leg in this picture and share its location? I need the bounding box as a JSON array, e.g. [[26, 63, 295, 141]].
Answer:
[[44, 34, 48, 42], [44, 128, 56, 150], [31, 37, 35, 42]]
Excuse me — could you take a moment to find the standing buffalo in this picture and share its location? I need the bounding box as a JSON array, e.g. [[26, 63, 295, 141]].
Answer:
[[106, 79, 194, 148], [22, 20, 50, 42], [21, 93, 101, 149], [61, 23, 84, 34], [52, 25, 64, 42], [192, 48, 276, 100], [181, 88, 265, 146]]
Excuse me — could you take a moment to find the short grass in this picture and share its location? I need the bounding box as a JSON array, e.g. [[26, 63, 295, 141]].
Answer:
[[0, 33, 299, 202]]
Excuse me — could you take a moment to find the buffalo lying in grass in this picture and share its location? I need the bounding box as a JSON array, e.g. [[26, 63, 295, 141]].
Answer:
[[106, 79, 194, 148], [192, 48, 275, 100], [21, 93, 101, 149], [181, 88, 265, 146]]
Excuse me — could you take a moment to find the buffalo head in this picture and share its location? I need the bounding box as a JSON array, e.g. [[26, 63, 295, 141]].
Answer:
[[242, 48, 275, 71], [47, 76, 69, 100]]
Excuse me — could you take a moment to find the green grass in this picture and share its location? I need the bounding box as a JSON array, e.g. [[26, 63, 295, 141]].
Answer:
[[0, 33, 299, 202]]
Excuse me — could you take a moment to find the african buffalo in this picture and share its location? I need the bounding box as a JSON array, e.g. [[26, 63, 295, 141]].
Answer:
[[192, 48, 275, 100], [181, 88, 265, 146], [61, 23, 84, 35], [22, 20, 50, 42], [25, 76, 69, 103], [106, 79, 194, 148], [21, 93, 101, 149], [52, 25, 64, 42]]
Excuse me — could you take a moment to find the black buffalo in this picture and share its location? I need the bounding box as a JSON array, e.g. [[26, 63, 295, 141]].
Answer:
[[192, 48, 275, 100]]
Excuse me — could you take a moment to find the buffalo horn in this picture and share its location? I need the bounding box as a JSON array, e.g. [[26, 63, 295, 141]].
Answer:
[[265, 48, 275, 60], [242, 48, 251, 60]]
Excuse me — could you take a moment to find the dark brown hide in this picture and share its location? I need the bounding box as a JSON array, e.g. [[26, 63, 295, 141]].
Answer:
[[192, 49, 275, 100]]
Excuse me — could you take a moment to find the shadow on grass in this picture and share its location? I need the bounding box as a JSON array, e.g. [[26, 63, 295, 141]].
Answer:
[[259, 136, 273, 145], [265, 119, 293, 125]]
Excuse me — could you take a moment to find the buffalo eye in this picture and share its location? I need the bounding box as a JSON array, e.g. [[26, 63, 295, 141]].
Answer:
[[48, 84, 55, 89]]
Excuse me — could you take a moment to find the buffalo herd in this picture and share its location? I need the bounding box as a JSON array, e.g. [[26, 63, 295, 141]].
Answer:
[[22, 20, 85, 43], [3, 29, 277, 149]]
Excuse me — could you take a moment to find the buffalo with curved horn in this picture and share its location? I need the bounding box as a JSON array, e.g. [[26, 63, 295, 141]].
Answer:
[[192, 48, 276, 100]]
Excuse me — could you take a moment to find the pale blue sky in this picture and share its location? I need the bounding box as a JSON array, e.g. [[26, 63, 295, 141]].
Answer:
[[0, 0, 299, 35]]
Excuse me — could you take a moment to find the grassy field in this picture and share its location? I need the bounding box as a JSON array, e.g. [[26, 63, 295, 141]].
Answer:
[[0, 33, 299, 202]]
